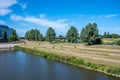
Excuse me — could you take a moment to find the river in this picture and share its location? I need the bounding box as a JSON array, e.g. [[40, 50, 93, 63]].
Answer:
[[0, 50, 119, 80]]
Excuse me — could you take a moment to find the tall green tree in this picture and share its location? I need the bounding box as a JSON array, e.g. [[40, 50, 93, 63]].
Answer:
[[103, 32, 107, 38], [80, 23, 102, 45], [3, 29, 7, 40], [45, 27, 56, 42], [25, 31, 30, 40], [66, 26, 78, 43], [38, 33, 44, 41], [25, 29, 44, 41], [9, 29, 19, 42]]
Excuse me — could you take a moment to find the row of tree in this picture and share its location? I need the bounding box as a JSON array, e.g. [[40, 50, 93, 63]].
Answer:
[[25, 23, 102, 45]]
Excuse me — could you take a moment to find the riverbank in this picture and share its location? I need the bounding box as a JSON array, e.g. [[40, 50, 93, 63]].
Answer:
[[0, 42, 23, 50], [15, 43, 120, 78], [18, 41, 120, 67]]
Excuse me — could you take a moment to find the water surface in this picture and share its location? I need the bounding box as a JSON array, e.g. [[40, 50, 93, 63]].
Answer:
[[0, 50, 119, 80]]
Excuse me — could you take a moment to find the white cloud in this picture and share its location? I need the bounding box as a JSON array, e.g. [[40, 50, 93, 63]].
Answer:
[[19, 3, 27, 10], [105, 14, 119, 18], [0, 8, 11, 16], [99, 14, 119, 18], [0, 20, 6, 24], [39, 14, 46, 18], [0, 0, 17, 16], [10, 14, 69, 32], [10, 14, 24, 21]]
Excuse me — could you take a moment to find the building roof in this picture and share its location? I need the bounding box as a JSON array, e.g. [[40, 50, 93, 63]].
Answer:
[[0, 25, 9, 29]]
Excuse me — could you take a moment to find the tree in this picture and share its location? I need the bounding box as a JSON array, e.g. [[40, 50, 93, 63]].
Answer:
[[45, 27, 56, 42], [66, 26, 78, 43], [103, 32, 107, 38], [9, 29, 19, 42], [106, 32, 110, 38], [3, 29, 7, 40], [25, 29, 43, 41], [80, 23, 102, 45], [25, 31, 30, 40], [58, 35, 64, 39], [38, 33, 44, 41]]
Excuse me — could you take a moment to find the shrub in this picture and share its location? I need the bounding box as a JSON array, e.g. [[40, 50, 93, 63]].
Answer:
[[111, 67, 120, 75], [114, 40, 120, 45], [106, 67, 112, 73], [86, 62, 91, 67]]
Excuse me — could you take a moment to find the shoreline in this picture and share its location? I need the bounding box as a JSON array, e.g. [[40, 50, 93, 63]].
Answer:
[[14, 46, 120, 78], [0, 42, 24, 51]]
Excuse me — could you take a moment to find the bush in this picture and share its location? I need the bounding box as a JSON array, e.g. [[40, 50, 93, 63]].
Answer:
[[111, 67, 120, 75], [98, 65, 106, 71], [114, 40, 120, 45], [86, 62, 91, 67], [89, 36, 102, 45], [106, 67, 112, 73]]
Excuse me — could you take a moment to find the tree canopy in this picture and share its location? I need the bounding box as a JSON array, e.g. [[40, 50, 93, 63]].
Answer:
[[25, 29, 44, 41], [45, 27, 56, 42], [66, 26, 78, 43], [80, 23, 102, 45], [9, 29, 19, 42]]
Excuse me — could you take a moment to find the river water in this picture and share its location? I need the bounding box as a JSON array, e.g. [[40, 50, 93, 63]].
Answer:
[[0, 50, 119, 80]]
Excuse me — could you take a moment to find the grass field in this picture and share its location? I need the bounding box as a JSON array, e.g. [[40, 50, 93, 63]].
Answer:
[[20, 40, 120, 67]]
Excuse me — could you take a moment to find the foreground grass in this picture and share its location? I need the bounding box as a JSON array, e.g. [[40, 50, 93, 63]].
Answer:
[[15, 41, 120, 77]]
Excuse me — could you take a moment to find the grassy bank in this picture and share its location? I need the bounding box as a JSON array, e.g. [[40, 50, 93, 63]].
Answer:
[[15, 46, 120, 77]]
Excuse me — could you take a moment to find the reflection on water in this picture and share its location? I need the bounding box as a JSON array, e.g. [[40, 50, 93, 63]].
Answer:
[[0, 50, 119, 80]]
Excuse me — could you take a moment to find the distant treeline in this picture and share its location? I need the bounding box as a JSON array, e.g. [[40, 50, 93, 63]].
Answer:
[[25, 23, 102, 45], [102, 32, 120, 38], [25, 22, 120, 45]]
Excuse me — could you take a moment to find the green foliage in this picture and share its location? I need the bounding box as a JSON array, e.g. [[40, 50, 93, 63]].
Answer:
[[66, 26, 78, 43], [112, 40, 120, 45], [45, 27, 56, 42], [38, 33, 44, 41], [112, 67, 120, 75], [80, 23, 102, 45], [3, 29, 7, 40], [89, 36, 102, 44], [8, 29, 19, 42], [25, 29, 44, 41], [103, 32, 120, 38]]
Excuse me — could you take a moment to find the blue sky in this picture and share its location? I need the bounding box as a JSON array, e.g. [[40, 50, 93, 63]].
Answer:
[[0, 0, 120, 37]]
